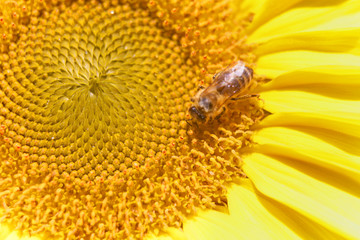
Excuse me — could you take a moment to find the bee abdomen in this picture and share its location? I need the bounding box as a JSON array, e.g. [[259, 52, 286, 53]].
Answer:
[[242, 66, 253, 86]]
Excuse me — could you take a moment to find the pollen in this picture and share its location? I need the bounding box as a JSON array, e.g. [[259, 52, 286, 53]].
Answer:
[[0, 0, 264, 239]]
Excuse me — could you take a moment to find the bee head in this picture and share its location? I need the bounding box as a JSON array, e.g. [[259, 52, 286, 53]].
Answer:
[[189, 106, 206, 122]]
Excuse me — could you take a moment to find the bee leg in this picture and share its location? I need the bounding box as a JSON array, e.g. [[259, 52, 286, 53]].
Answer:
[[197, 85, 205, 91], [215, 107, 226, 121], [185, 119, 193, 126], [186, 119, 201, 129], [231, 94, 259, 101]]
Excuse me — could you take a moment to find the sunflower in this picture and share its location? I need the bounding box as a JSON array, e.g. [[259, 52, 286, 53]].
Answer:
[[1, 0, 360, 239]]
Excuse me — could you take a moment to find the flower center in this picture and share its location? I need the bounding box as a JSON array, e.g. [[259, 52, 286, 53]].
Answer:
[[0, 0, 264, 239]]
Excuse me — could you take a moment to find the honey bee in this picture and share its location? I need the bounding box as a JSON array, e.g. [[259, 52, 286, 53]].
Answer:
[[189, 60, 257, 124]]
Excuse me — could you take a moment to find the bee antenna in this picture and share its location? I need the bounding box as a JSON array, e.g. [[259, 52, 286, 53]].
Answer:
[[185, 119, 192, 126]]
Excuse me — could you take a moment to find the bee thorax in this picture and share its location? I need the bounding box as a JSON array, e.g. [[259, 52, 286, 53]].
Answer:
[[199, 96, 216, 112]]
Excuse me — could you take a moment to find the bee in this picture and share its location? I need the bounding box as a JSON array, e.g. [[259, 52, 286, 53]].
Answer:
[[189, 60, 257, 124]]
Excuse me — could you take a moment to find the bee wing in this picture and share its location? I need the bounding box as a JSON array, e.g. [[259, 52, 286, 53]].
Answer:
[[210, 67, 243, 98], [214, 76, 242, 98]]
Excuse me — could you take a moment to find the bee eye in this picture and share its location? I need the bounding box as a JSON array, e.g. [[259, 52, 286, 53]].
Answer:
[[189, 106, 206, 122]]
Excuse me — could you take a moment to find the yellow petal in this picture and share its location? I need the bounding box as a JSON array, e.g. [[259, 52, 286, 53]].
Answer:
[[0, 224, 11, 240], [228, 181, 301, 239], [256, 51, 360, 78], [255, 28, 360, 56], [0, 225, 42, 240], [253, 127, 360, 187], [183, 210, 243, 240], [249, 0, 360, 42], [230, 0, 267, 21], [258, 66, 360, 99], [163, 228, 187, 240], [261, 90, 360, 115], [5, 232, 19, 240], [3, 230, 41, 240], [146, 232, 176, 240], [245, 0, 305, 34], [244, 153, 360, 239], [260, 112, 360, 139], [259, 112, 360, 155]]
